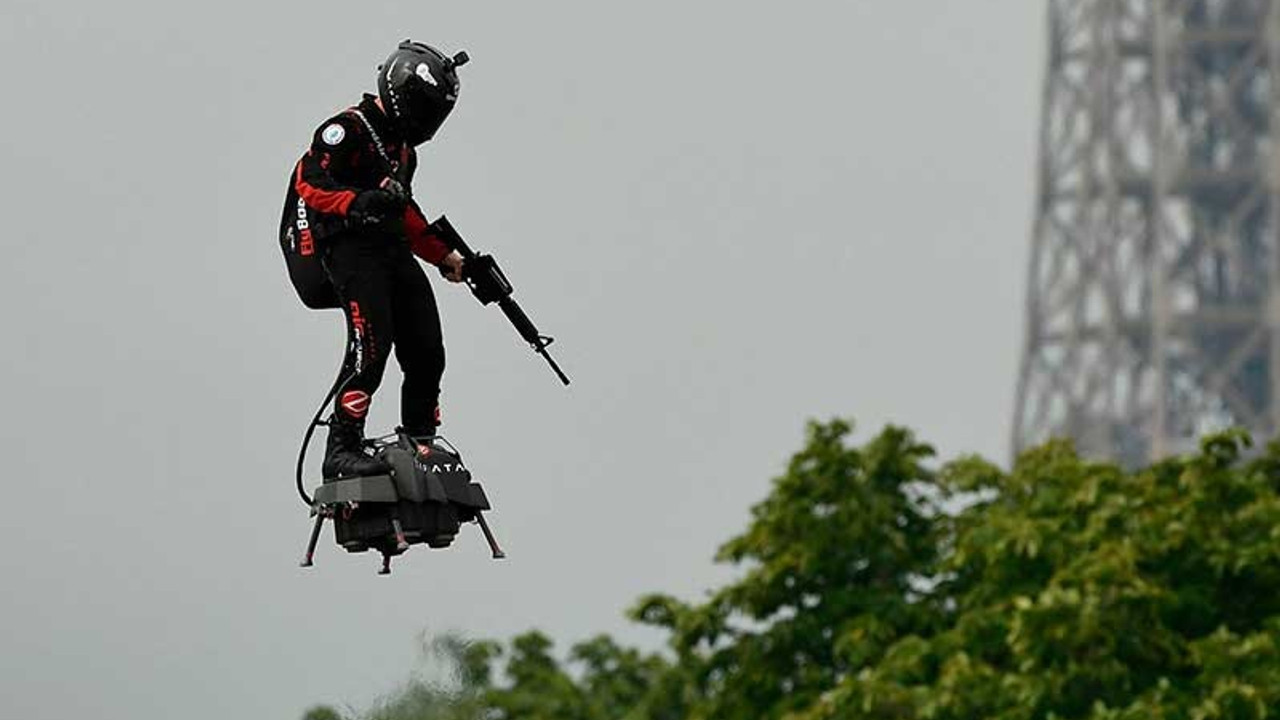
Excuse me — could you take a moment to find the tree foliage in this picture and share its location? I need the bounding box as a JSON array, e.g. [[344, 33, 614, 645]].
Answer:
[[312, 421, 1280, 720]]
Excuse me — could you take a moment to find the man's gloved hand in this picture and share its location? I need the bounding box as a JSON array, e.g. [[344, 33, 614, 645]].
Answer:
[[439, 251, 465, 283], [350, 189, 403, 223], [380, 177, 409, 200], [350, 178, 409, 224]]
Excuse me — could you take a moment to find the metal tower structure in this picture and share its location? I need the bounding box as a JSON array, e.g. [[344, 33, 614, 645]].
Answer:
[[1013, 0, 1280, 465]]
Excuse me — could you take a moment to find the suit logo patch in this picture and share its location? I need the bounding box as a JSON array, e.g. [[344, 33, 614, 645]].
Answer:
[[322, 123, 345, 146], [340, 390, 370, 418]]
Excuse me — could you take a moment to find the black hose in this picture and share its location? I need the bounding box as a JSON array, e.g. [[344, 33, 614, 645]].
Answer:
[[295, 363, 355, 507]]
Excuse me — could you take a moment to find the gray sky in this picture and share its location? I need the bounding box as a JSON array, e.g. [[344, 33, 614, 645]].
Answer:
[[1, 2, 1044, 718]]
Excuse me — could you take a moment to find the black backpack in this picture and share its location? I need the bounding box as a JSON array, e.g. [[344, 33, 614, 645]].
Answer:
[[278, 174, 340, 310]]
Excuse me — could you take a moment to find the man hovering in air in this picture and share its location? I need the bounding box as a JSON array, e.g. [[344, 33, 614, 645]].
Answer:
[[280, 40, 469, 479]]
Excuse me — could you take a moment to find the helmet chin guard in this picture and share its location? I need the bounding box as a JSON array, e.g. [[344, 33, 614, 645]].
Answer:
[[377, 40, 467, 146]]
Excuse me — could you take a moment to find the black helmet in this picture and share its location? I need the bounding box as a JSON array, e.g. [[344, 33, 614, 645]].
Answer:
[[377, 40, 468, 146]]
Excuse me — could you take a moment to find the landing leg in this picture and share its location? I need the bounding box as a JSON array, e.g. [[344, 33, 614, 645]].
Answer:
[[391, 517, 410, 552], [475, 511, 507, 560], [378, 553, 392, 575], [300, 510, 325, 568]]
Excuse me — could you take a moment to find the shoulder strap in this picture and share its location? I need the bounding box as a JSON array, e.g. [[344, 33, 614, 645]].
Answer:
[[348, 109, 389, 164], [347, 109, 411, 184]]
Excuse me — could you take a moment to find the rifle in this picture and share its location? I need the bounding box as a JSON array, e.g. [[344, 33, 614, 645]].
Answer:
[[431, 216, 571, 386]]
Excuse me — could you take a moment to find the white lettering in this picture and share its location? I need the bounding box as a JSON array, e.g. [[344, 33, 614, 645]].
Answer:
[[295, 198, 310, 230]]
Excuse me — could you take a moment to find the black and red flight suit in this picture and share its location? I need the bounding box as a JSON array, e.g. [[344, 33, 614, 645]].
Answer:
[[290, 94, 452, 435]]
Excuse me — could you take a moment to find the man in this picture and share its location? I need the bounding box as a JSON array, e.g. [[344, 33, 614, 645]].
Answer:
[[281, 40, 468, 479]]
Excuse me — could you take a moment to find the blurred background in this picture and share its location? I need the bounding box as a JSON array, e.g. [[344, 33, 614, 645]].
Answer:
[[7, 2, 1275, 719]]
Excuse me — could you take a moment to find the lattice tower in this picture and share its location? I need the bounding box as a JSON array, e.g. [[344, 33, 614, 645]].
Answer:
[[1013, 0, 1280, 465]]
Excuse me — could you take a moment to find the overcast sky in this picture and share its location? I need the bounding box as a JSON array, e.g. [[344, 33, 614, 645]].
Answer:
[[1, 2, 1044, 718]]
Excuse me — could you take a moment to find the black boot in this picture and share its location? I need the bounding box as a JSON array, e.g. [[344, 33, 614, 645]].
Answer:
[[323, 415, 389, 480], [398, 425, 437, 459]]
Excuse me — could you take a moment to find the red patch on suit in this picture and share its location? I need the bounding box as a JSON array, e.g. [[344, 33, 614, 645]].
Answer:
[[340, 390, 371, 418]]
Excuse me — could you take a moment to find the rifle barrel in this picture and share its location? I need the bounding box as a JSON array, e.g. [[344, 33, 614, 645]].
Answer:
[[539, 346, 571, 386], [433, 215, 570, 386]]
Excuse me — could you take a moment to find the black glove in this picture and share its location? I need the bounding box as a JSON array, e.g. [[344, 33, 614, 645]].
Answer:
[[350, 187, 407, 224], [381, 177, 409, 200]]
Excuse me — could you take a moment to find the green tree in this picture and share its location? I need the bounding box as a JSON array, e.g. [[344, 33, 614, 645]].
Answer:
[[481, 631, 677, 720], [629, 422, 1280, 719], [316, 421, 1280, 720], [629, 420, 941, 719], [793, 429, 1280, 720]]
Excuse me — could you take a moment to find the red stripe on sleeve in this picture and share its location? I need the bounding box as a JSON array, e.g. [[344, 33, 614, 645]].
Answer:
[[405, 205, 449, 264], [294, 160, 357, 216], [410, 235, 450, 265]]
